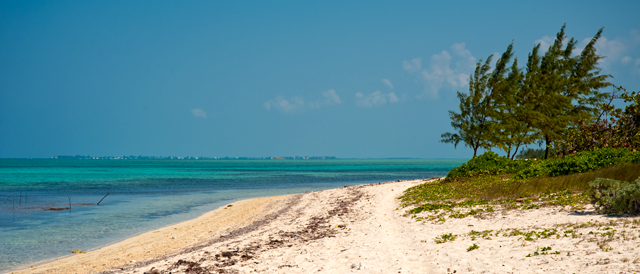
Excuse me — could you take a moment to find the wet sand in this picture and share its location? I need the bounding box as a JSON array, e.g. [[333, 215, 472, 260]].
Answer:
[[9, 195, 292, 274]]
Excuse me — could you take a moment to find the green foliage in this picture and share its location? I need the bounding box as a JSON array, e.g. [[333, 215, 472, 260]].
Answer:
[[488, 44, 538, 159], [467, 244, 479, 251], [441, 24, 612, 159], [444, 151, 531, 181], [434, 233, 457, 244], [523, 25, 611, 159], [514, 148, 640, 179], [468, 230, 494, 239], [441, 56, 495, 157], [400, 173, 592, 222], [526, 246, 560, 257], [400, 161, 640, 222], [587, 176, 640, 215], [556, 88, 640, 154], [400, 175, 496, 209], [444, 148, 640, 182]]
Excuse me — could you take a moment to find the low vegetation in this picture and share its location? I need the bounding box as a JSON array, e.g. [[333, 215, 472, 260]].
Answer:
[[513, 148, 640, 179], [587, 177, 640, 215], [441, 24, 615, 159], [408, 25, 640, 269], [434, 233, 457, 244], [466, 244, 479, 252], [430, 219, 640, 255], [400, 148, 640, 222], [430, 23, 639, 217], [444, 148, 640, 182]]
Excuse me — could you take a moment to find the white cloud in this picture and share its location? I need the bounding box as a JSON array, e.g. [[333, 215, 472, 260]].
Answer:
[[263, 96, 305, 113], [402, 58, 422, 72], [381, 78, 394, 89], [264, 90, 341, 113], [191, 108, 207, 118], [322, 89, 342, 104], [583, 30, 640, 75], [451, 43, 476, 68], [388, 92, 399, 103], [588, 36, 627, 67], [405, 43, 476, 98], [355, 91, 399, 107]]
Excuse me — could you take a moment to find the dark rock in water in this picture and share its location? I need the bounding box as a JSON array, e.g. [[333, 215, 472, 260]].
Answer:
[[46, 207, 70, 211]]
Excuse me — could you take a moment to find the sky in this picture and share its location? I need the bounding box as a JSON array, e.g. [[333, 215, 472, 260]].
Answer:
[[1, 1, 639, 159]]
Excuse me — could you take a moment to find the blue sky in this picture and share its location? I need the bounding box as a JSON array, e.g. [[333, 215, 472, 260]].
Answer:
[[1, 1, 639, 158]]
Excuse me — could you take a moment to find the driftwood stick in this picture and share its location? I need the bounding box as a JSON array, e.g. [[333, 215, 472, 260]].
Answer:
[[97, 192, 110, 205]]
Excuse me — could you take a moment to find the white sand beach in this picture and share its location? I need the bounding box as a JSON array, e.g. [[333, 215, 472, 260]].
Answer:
[[11, 179, 640, 274]]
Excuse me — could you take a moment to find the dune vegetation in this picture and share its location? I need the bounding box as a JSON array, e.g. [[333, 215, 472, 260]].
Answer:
[[405, 24, 640, 221]]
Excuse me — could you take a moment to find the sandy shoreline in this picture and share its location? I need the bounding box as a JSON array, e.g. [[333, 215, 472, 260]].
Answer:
[[10, 179, 640, 273], [8, 194, 293, 274]]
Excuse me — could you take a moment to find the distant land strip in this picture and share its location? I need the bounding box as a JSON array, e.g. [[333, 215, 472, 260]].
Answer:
[[51, 155, 337, 160]]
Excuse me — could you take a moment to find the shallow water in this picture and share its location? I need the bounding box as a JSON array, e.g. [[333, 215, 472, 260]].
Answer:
[[0, 158, 465, 270]]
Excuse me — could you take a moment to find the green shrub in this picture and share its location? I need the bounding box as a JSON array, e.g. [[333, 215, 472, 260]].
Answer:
[[480, 164, 640, 201], [447, 148, 640, 182], [445, 151, 531, 181], [514, 148, 640, 180], [587, 176, 640, 215]]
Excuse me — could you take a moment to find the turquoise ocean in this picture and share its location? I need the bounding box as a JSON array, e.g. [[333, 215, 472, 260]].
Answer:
[[0, 158, 466, 271]]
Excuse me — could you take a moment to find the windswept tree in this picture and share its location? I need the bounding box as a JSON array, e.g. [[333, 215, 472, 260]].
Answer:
[[441, 56, 494, 157], [441, 24, 611, 159], [569, 27, 611, 117], [487, 43, 538, 159], [525, 24, 611, 158]]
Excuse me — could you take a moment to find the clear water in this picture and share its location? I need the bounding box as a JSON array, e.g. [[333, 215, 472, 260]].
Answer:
[[0, 158, 466, 271]]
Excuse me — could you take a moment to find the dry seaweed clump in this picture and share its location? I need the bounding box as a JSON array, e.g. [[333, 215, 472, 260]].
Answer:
[[98, 188, 366, 274]]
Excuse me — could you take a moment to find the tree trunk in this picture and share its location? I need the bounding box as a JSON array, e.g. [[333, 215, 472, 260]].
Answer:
[[511, 145, 520, 160], [544, 136, 551, 159]]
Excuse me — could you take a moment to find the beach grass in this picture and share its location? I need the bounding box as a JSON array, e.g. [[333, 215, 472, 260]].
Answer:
[[481, 163, 640, 200], [399, 163, 640, 222]]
